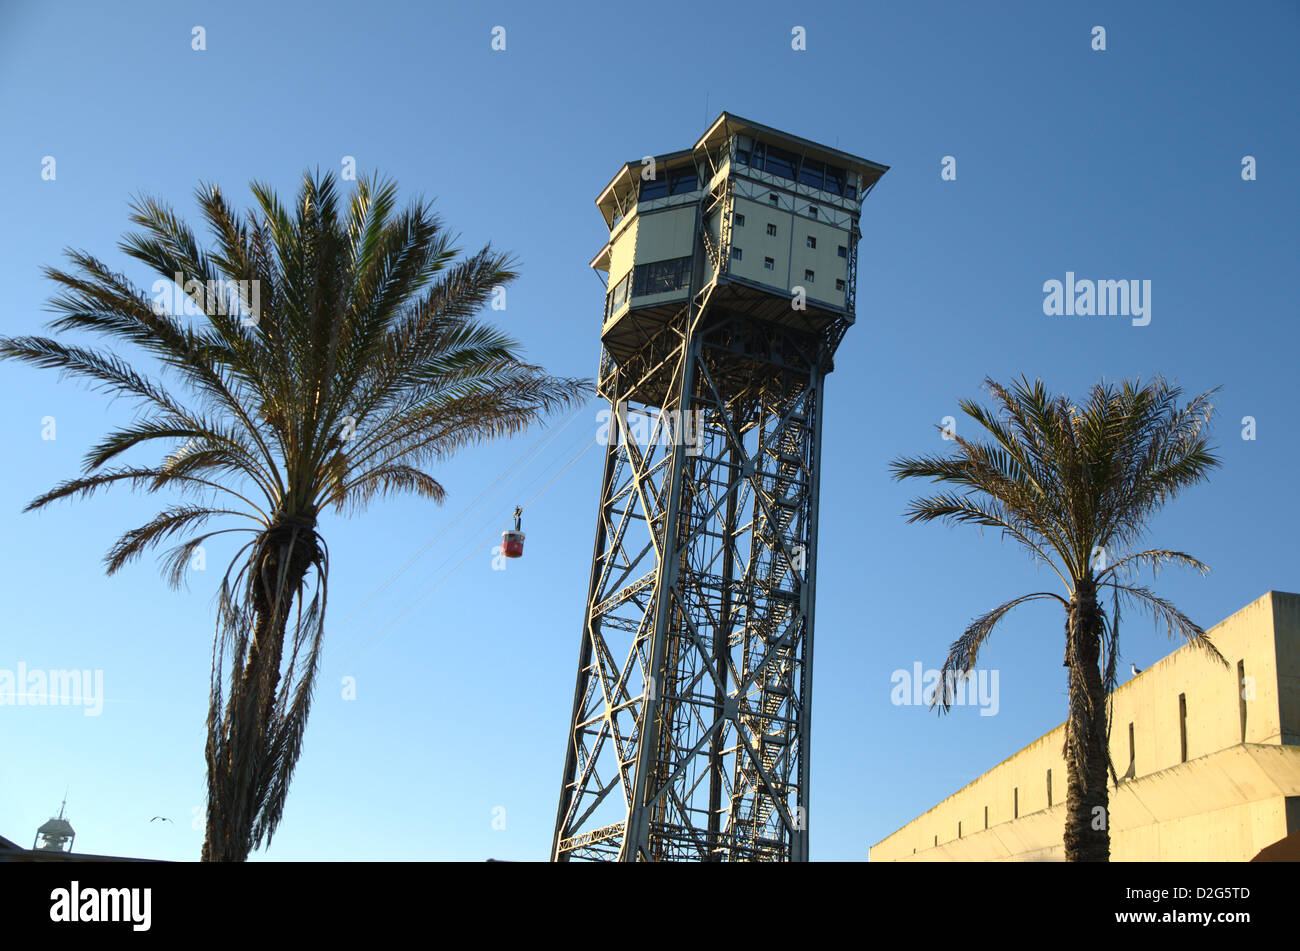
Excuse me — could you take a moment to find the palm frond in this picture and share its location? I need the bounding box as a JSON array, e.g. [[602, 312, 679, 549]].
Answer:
[[1113, 583, 1227, 666], [932, 592, 1068, 712]]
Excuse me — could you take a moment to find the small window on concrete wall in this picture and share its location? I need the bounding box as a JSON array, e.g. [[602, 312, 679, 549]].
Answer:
[[763, 257, 774, 270], [1047, 769, 1053, 807], [1179, 693, 1188, 762], [1238, 661, 1247, 741], [734, 213, 745, 227], [731, 247, 742, 261], [766, 223, 777, 236]]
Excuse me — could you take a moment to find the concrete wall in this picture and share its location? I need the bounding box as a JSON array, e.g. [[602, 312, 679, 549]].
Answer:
[[635, 204, 696, 263], [726, 194, 851, 309], [870, 591, 1300, 861], [607, 216, 637, 288], [725, 165, 853, 310]]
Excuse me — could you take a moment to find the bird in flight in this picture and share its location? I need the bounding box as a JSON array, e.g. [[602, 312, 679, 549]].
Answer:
[[149, 816, 173, 823], [1131, 664, 1143, 676]]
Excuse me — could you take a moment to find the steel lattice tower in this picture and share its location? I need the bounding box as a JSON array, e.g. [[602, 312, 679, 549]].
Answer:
[[552, 114, 887, 862]]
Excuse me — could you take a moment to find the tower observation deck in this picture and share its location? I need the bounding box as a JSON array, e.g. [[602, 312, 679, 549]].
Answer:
[[552, 113, 888, 861]]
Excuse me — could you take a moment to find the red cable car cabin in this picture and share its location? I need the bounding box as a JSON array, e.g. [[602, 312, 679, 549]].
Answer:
[[502, 507, 525, 558], [502, 530, 525, 558]]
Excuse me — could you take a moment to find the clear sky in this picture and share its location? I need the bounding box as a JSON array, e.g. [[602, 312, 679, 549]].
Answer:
[[0, 1, 1296, 861]]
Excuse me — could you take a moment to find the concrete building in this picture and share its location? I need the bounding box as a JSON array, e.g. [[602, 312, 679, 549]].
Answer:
[[870, 590, 1300, 861]]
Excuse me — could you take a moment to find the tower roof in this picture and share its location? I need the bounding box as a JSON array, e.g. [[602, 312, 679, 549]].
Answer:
[[594, 111, 888, 227], [37, 817, 74, 837], [694, 112, 889, 180]]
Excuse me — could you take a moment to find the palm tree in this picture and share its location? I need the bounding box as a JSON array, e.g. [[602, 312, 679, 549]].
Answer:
[[889, 376, 1224, 862], [0, 171, 592, 861]]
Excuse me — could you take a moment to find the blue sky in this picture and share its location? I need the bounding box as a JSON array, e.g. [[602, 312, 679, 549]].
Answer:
[[0, 1, 1296, 861]]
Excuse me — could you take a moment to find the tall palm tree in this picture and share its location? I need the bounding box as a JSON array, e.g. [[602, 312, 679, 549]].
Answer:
[[889, 376, 1224, 862], [0, 171, 591, 861]]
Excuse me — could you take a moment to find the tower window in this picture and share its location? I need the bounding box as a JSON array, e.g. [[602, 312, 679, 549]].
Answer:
[[631, 256, 692, 297], [640, 178, 668, 201], [763, 145, 798, 180], [835, 279, 845, 291], [806, 236, 816, 249], [667, 166, 700, 195], [824, 165, 846, 196], [768, 193, 779, 206], [763, 257, 774, 270], [731, 247, 742, 261], [837, 245, 847, 258], [804, 269, 814, 282], [766, 223, 777, 236], [807, 206, 818, 219], [799, 158, 826, 189], [734, 213, 745, 227]]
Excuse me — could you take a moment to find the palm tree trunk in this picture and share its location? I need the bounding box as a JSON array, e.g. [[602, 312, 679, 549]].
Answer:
[[1063, 581, 1110, 861], [202, 520, 317, 861]]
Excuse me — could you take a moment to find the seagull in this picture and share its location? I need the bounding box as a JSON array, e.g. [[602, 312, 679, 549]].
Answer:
[[149, 816, 173, 823], [1131, 664, 1143, 676]]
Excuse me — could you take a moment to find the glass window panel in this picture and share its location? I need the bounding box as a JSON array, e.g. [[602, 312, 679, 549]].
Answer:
[[764, 145, 798, 181], [631, 256, 691, 297], [799, 158, 825, 188], [640, 175, 668, 201], [824, 165, 846, 196], [669, 167, 699, 194]]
